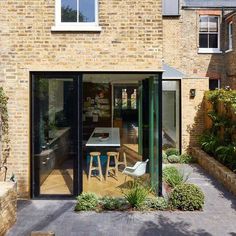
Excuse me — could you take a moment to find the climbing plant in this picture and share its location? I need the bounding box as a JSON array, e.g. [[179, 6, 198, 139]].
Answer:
[[205, 89, 236, 113], [0, 87, 10, 164], [199, 89, 236, 172]]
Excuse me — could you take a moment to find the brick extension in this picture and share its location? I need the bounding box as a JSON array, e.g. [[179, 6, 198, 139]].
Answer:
[[0, 1, 234, 198]]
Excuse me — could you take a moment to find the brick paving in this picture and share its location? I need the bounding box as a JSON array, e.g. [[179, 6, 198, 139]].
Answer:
[[6, 164, 236, 236]]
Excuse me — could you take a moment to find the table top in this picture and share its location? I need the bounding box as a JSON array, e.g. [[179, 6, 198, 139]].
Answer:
[[86, 127, 120, 147]]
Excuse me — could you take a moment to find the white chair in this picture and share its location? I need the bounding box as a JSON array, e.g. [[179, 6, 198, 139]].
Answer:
[[122, 159, 149, 180]]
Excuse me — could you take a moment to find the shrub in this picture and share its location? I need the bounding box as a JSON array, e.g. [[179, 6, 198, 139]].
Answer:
[[75, 192, 98, 211], [163, 166, 186, 188], [216, 144, 236, 166], [145, 197, 168, 210], [169, 183, 205, 211], [167, 154, 180, 163], [162, 151, 168, 164], [180, 154, 195, 164], [165, 148, 179, 157], [100, 196, 126, 210], [123, 180, 150, 209], [198, 132, 220, 155]]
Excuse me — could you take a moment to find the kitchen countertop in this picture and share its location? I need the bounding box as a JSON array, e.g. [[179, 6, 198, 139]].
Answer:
[[86, 127, 120, 147]]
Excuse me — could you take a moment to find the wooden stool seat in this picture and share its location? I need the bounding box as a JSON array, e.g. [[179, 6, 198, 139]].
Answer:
[[105, 152, 119, 180], [107, 152, 118, 156], [90, 152, 101, 156], [88, 152, 103, 181]]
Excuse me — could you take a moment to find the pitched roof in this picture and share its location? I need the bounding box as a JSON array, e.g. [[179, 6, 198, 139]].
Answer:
[[183, 0, 236, 8]]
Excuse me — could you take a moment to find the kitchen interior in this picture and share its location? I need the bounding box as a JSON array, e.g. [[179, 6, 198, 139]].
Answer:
[[33, 74, 180, 196], [82, 74, 141, 196]]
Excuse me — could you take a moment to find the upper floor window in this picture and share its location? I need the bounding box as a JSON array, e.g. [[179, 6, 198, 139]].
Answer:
[[162, 0, 179, 16], [199, 16, 221, 53], [52, 0, 101, 31], [227, 21, 233, 51]]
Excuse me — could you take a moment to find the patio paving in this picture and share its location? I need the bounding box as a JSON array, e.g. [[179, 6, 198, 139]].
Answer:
[[6, 164, 236, 236]]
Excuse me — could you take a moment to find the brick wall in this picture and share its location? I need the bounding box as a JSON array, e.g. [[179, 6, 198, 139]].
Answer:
[[181, 78, 209, 152], [0, 0, 163, 197], [222, 14, 236, 89], [0, 182, 17, 235], [163, 9, 224, 80], [191, 147, 236, 196]]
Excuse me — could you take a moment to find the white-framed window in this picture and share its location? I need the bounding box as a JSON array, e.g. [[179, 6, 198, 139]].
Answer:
[[198, 15, 221, 53], [227, 21, 233, 51], [51, 0, 101, 32]]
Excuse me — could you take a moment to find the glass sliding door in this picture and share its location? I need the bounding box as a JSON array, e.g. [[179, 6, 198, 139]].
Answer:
[[141, 75, 162, 195], [148, 76, 162, 194], [138, 81, 143, 155], [32, 74, 80, 197]]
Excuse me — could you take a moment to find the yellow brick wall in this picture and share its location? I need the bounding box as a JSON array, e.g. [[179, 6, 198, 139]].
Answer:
[[222, 14, 236, 89], [163, 10, 224, 80], [0, 0, 163, 197], [181, 78, 209, 152]]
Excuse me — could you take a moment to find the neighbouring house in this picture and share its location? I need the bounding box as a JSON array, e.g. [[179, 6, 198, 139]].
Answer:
[[0, 0, 235, 198], [222, 11, 236, 89]]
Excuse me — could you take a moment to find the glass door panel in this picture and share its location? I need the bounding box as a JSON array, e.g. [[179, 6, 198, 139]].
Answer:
[[138, 81, 143, 155], [140, 76, 162, 195], [162, 81, 180, 151], [148, 76, 162, 194], [32, 76, 78, 196]]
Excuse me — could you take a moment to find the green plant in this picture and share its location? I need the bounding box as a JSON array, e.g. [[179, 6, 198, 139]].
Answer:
[[205, 89, 236, 113], [180, 154, 195, 164], [216, 144, 236, 171], [198, 132, 220, 155], [145, 197, 168, 210], [123, 180, 150, 209], [169, 183, 205, 211], [100, 196, 125, 210], [75, 192, 98, 211], [165, 148, 179, 157], [200, 89, 236, 172], [163, 166, 187, 188], [167, 154, 180, 163], [162, 151, 168, 163], [0, 87, 9, 165]]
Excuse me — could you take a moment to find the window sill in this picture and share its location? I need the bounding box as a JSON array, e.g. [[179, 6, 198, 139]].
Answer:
[[225, 49, 233, 53], [51, 25, 102, 32], [198, 48, 222, 54]]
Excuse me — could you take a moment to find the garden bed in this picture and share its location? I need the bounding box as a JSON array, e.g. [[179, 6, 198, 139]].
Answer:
[[75, 157, 205, 213], [191, 147, 236, 196]]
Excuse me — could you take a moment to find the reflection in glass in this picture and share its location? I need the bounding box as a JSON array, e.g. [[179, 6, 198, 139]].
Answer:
[[199, 34, 208, 48], [209, 34, 218, 48], [162, 81, 180, 151], [209, 17, 218, 32], [113, 85, 138, 144], [200, 16, 208, 32], [122, 89, 128, 109], [61, 0, 77, 22], [79, 0, 95, 22], [33, 78, 77, 195]]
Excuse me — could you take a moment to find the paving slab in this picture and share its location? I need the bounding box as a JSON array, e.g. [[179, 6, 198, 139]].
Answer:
[[6, 164, 236, 236]]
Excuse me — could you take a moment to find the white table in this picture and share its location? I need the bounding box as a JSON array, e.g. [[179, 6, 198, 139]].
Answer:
[[86, 127, 120, 147]]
